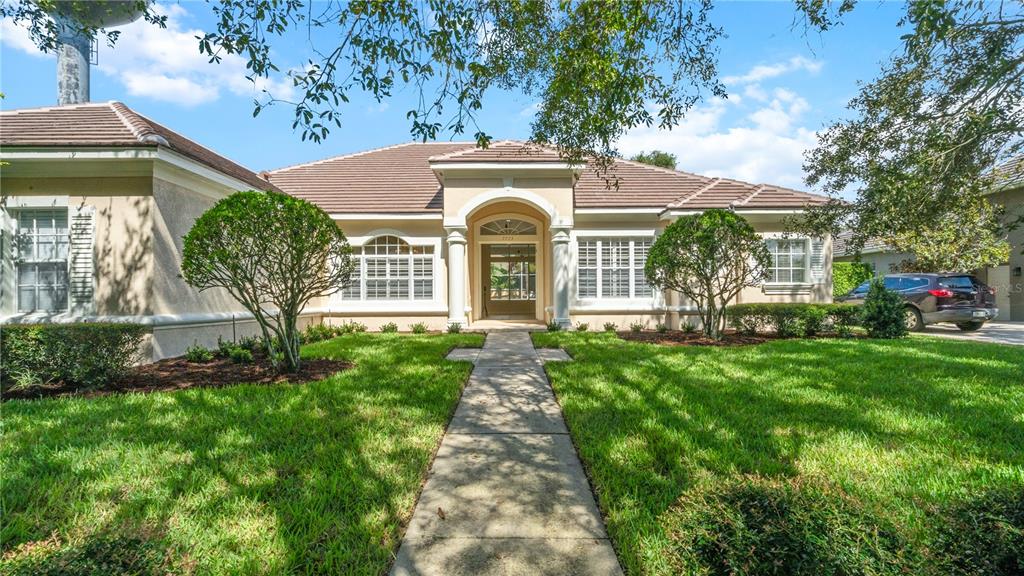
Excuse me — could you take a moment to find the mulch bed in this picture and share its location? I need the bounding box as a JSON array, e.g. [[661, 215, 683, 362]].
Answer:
[[617, 330, 863, 347], [2, 356, 352, 401]]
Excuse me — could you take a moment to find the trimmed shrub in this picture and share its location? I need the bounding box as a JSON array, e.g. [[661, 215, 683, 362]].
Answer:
[[575, 322, 589, 332], [833, 261, 874, 298], [409, 322, 428, 334], [302, 323, 336, 343], [630, 322, 644, 333], [215, 336, 232, 358], [681, 321, 697, 334], [661, 475, 918, 576], [862, 278, 908, 339], [726, 303, 860, 337], [446, 322, 462, 334], [380, 322, 399, 333], [656, 322, 669, 333], [546, 320, 562, 332], [603, 322, 618, 332], [1, 323, 147, 390], [228, 347, 254, 364], [184, 344, 214, 363]]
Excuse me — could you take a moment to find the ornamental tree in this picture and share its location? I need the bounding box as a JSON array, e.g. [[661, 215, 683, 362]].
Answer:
[[646, 209, 770, 340], [181, 190, 353, 372]]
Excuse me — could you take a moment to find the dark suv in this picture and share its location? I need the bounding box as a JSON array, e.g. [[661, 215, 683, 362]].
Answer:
[[837, 273, 998, 332]]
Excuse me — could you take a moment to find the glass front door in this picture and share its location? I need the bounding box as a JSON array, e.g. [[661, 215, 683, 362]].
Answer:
[[482, 243, 536, 318]]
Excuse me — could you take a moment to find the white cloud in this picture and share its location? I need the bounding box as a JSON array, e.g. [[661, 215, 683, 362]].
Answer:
[[0, 18, 46, 56], [1, 3, 295, 106], [618, 94, 818, 189], [722, 55, 822, 85], [616, 56, 826, 190]]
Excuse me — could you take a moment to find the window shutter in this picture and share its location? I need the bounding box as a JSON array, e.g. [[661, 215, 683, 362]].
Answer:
[[0, 208, 16, 313], [810, 237, 825, 283], [69, 205, 95, 314]]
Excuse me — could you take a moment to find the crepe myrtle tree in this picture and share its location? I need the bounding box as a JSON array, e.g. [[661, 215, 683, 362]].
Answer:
[[646, 209, 770, 340], [181, 190, 353, 372]]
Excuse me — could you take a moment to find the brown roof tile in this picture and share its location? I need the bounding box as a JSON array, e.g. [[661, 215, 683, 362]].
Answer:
[[428, 140, 565, 163], [0, 102, 278, 191], [268, 142, 474, 213], [268, 141, 829, 213], [575, 159, 715, 208]]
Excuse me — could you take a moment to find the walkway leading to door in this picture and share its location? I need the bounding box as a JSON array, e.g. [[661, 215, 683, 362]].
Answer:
[[391, 331, 623, 575]]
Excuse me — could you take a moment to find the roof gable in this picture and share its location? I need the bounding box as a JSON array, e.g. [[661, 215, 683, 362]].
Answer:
[[267, 141, 830, 213], [0, 102, 278, 192]]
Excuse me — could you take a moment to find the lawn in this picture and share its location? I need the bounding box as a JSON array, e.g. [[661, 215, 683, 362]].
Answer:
[[1, 332, 483, 575], [533, 332, 1024, 575]]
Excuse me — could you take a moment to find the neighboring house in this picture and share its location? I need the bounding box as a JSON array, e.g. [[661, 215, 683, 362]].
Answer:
[[833, 156, 1024, 321], [1, 101, 834, 360]]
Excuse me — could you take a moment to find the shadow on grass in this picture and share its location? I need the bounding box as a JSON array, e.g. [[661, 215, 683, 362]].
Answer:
[[1, 333, 483, 575], [534, 332, 1024, 575]]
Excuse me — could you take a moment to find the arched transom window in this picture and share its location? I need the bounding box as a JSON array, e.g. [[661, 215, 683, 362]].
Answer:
[[480, 218, 537, 236], [341, 235, 434, 301]]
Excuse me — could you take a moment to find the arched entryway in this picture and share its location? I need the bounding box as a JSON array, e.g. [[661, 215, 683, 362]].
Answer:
[[466, 202, 550, 322]]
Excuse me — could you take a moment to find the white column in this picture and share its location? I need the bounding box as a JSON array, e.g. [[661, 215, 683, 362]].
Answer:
[[551, 226, 572, 328], [445, 226, 468, 327]]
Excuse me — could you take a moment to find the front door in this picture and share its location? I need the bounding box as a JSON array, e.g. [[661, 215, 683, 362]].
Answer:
[[482, 243, 536, 318]]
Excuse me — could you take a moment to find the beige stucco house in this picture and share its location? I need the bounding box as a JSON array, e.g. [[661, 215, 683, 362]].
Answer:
[[1, 102, 834, 360]]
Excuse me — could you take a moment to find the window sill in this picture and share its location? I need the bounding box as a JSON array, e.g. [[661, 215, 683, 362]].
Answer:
[[322, 302, 448, 315], [572, 299, 662, 313], [762, 283, 814, 295]]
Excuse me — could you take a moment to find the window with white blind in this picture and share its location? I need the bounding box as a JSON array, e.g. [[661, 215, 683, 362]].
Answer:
[[766, 238, 808, 283], [16, 209, 70, 312], [577, 238, 653, 299], [341, 235, 434, 301]]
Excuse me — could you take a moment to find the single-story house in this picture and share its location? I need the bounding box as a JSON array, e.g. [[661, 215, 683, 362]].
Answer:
[[834, 156, 1024, 321], [1, 101, 834, 360]]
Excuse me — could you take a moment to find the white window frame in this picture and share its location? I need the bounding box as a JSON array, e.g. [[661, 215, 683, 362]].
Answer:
[[14, 208, 70, 313], [331, 231, 444, 312], [571, 230, 660, 310], [764, 235, 811, 286]]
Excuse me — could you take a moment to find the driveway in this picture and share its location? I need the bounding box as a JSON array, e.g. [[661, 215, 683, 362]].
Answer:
[[920, 321, 1024, 346]]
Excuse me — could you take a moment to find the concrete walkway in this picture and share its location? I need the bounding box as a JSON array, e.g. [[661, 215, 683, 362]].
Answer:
[[391, 331, 623, 576]]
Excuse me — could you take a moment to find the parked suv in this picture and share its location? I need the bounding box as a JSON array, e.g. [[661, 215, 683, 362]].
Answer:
[[838, 273, 998, 332]]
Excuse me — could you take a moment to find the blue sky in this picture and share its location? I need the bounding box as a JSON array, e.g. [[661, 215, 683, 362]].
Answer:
[[1, 1, 906, 190]]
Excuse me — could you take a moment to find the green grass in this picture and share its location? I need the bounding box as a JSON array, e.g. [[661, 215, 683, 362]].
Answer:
[[532, 332, 1024, 575], [1, 332, 483, 575]]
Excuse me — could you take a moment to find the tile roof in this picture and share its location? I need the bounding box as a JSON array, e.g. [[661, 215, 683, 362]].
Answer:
[[428, 140, 566, 163], [268, 142, 474, 213], [0, 102, 278, 191], [991, 154, 1024, 191], [833, 231, 892, 257], [269, 142, 830, 213]]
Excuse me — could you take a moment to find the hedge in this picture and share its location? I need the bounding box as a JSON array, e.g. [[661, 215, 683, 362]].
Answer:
[[1, 323, 148, 390], [833, 261, 874, 298], [727, 303, 860, 337]]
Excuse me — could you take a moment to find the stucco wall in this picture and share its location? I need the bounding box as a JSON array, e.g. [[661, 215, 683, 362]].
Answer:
[[150, 176, 249, 315], [991, 187, 1024, 320], [834, 251, 911, 275]]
